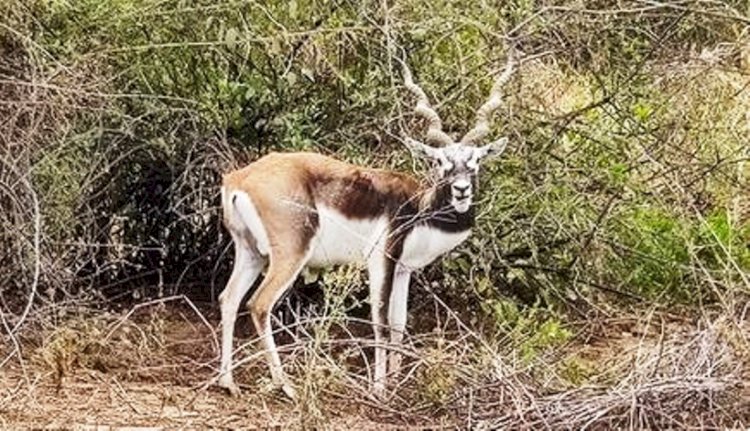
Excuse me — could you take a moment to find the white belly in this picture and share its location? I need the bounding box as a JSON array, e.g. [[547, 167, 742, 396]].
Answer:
[[399, 225, 471, 270], [308, 206, 389, 267]]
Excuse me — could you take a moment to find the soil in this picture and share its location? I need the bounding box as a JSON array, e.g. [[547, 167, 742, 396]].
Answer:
[[0, 302, 406, 430], [1, 300, 747, 430]]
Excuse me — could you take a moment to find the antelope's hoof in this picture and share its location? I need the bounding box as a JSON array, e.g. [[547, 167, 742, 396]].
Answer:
[[218, 378, 242, 397], [372, 381, 386, 400], [280, 382, 297, 400]]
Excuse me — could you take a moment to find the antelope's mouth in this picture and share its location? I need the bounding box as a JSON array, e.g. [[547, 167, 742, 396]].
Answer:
[[452, 196, 472, 213]]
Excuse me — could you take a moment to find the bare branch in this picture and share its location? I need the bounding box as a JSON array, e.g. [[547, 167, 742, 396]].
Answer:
[[0, 156, 41, 336]]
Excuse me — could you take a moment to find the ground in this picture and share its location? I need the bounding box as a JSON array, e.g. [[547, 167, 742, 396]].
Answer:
[[0, 298, 747, 429], [0, 300, 435, 430]]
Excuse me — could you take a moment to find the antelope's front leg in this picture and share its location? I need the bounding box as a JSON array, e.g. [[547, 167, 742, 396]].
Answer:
[[367, 252, 391, 397], [388, 267, 411, 378]]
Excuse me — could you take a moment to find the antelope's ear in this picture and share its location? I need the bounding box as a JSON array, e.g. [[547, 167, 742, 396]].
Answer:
[[476, 137, 508, 160], [403, 136, 442, 161]]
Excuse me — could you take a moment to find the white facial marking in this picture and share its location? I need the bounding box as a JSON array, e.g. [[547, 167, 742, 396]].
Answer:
[[452, 197, 472, 213], [453, 178, 470, 189], [439, 161, 454, 175], [415, 142, 502, 214], [430, 144, 481, 213], [451, 178, 472, 211]]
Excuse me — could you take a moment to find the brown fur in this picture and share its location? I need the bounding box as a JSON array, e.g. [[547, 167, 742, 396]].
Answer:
[[223, 152, 423, 226]]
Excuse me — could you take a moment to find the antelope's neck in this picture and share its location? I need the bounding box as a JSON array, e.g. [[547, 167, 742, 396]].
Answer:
[[387, 182, 473, 270], [414, 183, 475, 234]]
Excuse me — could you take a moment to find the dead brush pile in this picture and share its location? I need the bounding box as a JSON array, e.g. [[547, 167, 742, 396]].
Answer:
[[203, 296, 749, 428], [0, 21, 108, 314], [1, 288, 748, 429], [478, 317, 748, 429]]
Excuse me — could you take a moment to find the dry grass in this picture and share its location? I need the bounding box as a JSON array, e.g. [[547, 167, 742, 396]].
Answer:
[[482, 315, 748, 429], [1, 295, 747, 429]]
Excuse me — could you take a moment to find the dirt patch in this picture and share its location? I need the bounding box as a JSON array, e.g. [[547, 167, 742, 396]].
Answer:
[[0, 301, 429, 430], [1, 300, 747, 429]]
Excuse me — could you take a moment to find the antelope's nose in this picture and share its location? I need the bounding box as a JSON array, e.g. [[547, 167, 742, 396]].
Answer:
[[452, 182, 470, 196]]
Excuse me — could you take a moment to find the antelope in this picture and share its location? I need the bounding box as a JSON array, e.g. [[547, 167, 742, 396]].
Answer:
[[218, 55, 515, 399]]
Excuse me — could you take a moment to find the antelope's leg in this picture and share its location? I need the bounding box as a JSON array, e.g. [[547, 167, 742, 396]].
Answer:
[[218, 237, 264, 395], [388, 266, 411, 378], [367, 251, 393, 396], [247, 254, 309, 399]]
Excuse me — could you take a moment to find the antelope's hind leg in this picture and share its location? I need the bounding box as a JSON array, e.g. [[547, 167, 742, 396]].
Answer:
[[218, 234, 265, 395], [247, 248, 312, 400]]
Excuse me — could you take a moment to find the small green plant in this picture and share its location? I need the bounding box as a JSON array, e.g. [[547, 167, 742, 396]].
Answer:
[[695, 210, 750, 273], [414, 340, 458, 407], [481, 298, 572, 363], [558, 356, 598, 386]]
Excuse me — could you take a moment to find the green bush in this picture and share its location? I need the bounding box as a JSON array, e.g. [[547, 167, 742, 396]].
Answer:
[[611, 206, 691, 300]]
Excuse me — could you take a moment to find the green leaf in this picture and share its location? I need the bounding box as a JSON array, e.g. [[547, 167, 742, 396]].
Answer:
[[245, 86, 256, 100], [632, 102, 653, 121]]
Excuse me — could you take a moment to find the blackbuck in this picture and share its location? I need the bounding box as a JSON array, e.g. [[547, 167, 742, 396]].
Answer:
[[218, 55, 515, 398]]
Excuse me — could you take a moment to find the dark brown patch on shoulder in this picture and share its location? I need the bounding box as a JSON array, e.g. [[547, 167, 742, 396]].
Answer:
[[308, 168, 421, 220], [299, 203, 319, 246], [337, 172, 387, 219]]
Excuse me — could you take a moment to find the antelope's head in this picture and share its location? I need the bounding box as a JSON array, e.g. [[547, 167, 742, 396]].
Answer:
[[401, 55, 515, 214]]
